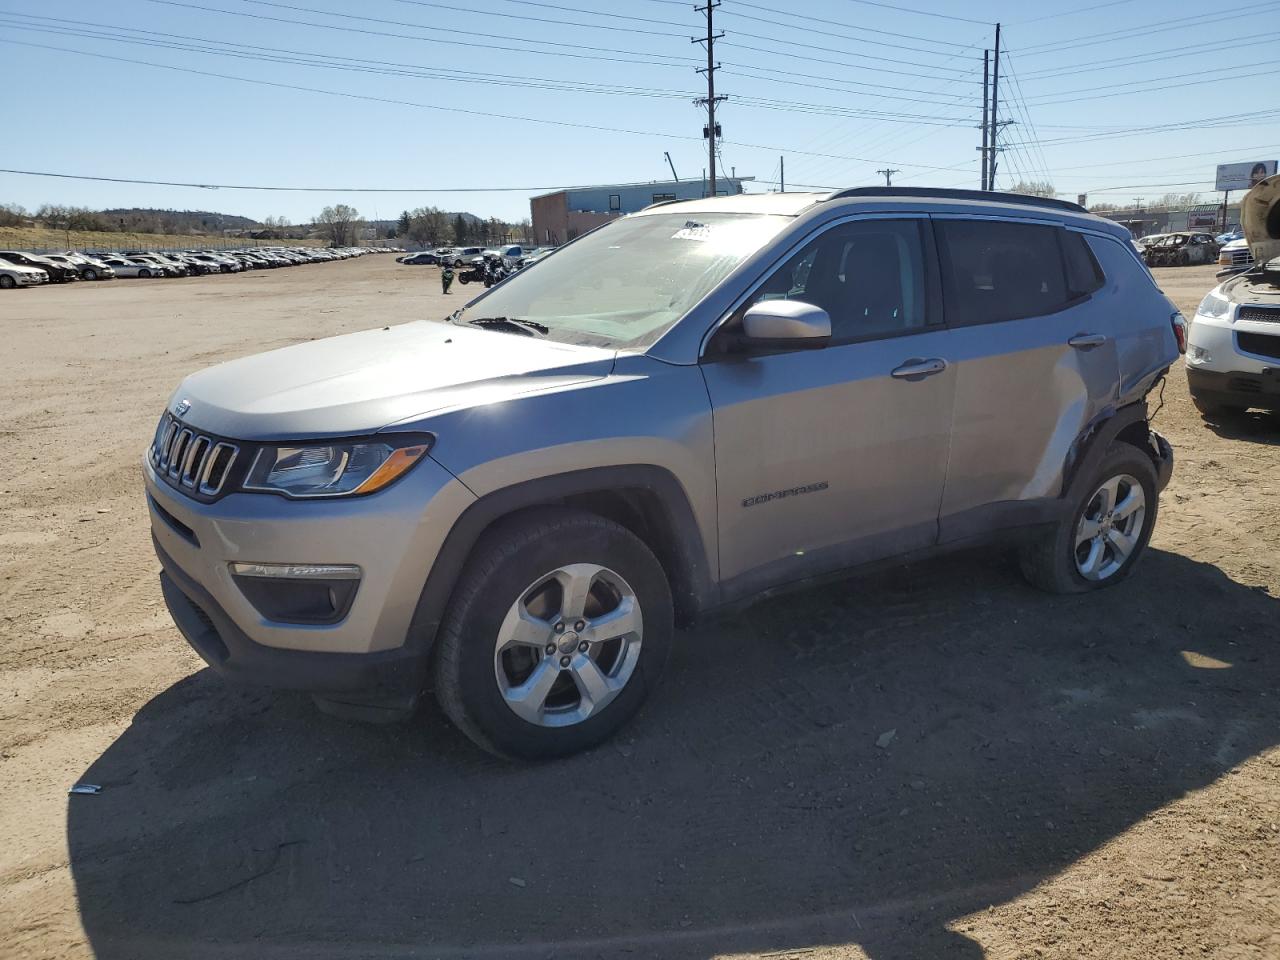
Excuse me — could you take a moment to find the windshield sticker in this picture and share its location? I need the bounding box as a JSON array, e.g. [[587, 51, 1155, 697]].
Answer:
[[672, 221, 713, 241]]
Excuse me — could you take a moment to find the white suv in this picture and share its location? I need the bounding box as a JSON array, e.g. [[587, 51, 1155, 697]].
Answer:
[[1186, 175, 1280, 415]]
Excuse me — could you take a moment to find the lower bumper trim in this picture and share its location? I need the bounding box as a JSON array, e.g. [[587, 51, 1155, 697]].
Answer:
[[154, 535, 424, 698]]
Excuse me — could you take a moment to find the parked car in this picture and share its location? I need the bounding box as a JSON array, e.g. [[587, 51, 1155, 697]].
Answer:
[[448, 246, 483, 266], [397, 252, 440, 265], [1217, 237, 1255, 277], [99, 256, 161, 279], [0, 260, 47, 288], [145, 187, 1179, 760], [127, 254, 186, 278], [45, 253, 115, 281], [0, 251, 78, 283], [185, 253, 240, 273], [1186, 173, 1280, 415], [1142, 231, 1219, 267], [1215, 229, 1243, 244]]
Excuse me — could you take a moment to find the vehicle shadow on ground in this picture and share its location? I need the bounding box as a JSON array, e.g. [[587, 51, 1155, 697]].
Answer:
[[66, 548, 1278, 960], [1200, 409, 1280, 445]]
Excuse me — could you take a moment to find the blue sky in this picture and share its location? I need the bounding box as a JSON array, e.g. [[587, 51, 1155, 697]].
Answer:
[[2, 0, 1278, 223]]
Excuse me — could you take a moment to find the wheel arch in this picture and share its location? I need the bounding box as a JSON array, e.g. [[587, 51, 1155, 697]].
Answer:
[[1062, 400, 1169, 505], [405, 465, 718, 661]]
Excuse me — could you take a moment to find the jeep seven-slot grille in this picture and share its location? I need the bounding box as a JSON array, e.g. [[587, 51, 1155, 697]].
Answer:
[[150, 413, 238, 497], [1237, 305, 1280, 324]]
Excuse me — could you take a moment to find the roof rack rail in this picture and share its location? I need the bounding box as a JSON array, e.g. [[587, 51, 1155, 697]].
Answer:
[[823, 187, 1087, 214], [641, 198, 687, 210]]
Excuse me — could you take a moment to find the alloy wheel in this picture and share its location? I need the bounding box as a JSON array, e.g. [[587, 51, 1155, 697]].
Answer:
[[493, 563, 643, 727], [1074, 474, 1146, 581]]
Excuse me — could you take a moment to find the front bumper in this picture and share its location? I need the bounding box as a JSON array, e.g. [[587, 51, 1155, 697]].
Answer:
[[1186, 367, 1280, 411], [145, 451, 476, 690]]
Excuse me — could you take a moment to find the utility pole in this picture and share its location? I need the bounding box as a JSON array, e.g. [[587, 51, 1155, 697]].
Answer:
[[980, 50, 990, 190], [693, 1, 726, 198], [876, 168, 900, 187], [779, 155, 784, 193], [988, 23, 1001, 190]]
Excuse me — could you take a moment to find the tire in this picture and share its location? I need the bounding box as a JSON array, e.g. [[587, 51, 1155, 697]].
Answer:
[[0, 275, 14, 289], [1190, 393, 1244, 417], [1019, 441, 1158, 595], [83, 268, 97, 281], [139, 269, 152, 278], [434, 507, 674, 760], [454, 258, 463, 267]]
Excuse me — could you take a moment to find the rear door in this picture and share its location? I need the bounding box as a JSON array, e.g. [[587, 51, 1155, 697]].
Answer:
[[701, 216, 955, 598], [932, 217, 1119, 541]]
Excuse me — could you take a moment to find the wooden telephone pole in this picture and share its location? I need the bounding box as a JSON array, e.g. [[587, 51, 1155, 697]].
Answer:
[[694, 2, 726, 198]]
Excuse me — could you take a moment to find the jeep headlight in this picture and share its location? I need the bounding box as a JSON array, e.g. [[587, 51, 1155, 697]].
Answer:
[[244, 436, 432, 498], [1196, 291, 1232, 319]]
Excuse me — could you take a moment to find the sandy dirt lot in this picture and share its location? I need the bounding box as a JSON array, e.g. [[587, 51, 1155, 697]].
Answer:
[[0, 257, 1276, 960]]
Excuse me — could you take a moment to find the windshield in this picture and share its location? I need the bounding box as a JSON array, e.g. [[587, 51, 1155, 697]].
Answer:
[[452, 212, 791, 348]]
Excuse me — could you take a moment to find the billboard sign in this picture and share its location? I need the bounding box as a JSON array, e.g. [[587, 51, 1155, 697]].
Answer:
[[1215, 160, 1276, 192]]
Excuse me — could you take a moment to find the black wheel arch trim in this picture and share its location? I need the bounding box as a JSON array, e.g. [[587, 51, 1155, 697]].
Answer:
[[1062, 399, 1172, 503], [405, 465, 718, 661]]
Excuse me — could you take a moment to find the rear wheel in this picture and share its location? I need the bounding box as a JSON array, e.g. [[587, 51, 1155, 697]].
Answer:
[[434, 508, 673, 760], [1020, 442, 1158, 594]]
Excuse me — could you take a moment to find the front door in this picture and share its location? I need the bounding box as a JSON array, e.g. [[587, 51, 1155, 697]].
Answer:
[[700, 217, 955, 600]]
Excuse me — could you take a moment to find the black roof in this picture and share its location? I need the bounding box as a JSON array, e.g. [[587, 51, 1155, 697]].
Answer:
[[825, 187, 1087, 214]]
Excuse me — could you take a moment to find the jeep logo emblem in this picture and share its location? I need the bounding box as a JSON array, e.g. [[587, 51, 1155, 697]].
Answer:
[[174, 398, 191, 417]]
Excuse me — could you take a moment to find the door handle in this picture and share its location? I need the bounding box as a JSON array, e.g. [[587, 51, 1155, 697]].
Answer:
[[890, 358, 947, 380], [1068, 333, 1108, 348]]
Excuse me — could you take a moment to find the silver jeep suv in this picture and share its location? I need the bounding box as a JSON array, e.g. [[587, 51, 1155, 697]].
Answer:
[[145, 188, 1180, 759]]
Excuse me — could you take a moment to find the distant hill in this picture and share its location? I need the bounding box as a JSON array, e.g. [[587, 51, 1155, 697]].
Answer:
[[101, 208, 261, 233]]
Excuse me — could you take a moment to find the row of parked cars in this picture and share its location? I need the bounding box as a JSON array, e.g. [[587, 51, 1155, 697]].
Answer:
[[396, 244, 549, 268], [0, 246, 386, 289]]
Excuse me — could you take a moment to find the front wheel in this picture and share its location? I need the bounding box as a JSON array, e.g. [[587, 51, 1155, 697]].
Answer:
[[0, 275, 15, 289], [83, 268, 97, 281], [138, 268, 152, 278], [1019, 442, 1158, 594], [434, 508, 673, 760]]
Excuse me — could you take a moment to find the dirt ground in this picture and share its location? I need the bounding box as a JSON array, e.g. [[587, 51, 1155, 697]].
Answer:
[[0, 258, 1276, 960]]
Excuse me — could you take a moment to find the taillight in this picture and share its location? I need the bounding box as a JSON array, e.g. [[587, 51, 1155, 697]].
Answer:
[[1171, 311, 1187, 354]]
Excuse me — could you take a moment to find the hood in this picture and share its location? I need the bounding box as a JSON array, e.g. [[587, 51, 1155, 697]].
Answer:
[[1241, 173, 1280, 264], [171, 321, 615, 441]]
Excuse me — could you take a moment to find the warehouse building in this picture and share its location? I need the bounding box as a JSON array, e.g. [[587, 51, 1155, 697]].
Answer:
[[531, 176, 752, 246]]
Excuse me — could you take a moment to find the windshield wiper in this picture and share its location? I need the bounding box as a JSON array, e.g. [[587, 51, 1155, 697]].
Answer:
[[464, 316, 549, 336]]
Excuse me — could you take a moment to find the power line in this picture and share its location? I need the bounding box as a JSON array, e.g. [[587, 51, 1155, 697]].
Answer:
[[1017, 0, 1280, 55], [832, 0, 990, 25], [1, 38, 975, 174], [1010, 0, 1142, 25], [1024, 61, 1280, 106], [0, 168, 654, 192], [727, 0, 978, 49], [138, 0, 697, 67], [1020, 30, 1280, 79], [0, 18, 974, 123]]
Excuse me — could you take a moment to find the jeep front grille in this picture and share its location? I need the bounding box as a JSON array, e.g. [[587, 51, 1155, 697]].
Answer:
[[150, 413, 238, 496]]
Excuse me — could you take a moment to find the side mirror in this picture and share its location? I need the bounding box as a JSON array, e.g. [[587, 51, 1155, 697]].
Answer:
[[740, 300, 831, 351]]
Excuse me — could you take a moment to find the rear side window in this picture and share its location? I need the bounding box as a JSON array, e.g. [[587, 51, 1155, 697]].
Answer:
[[1062, 230, 1105, 297], [937, 220, 1069, 325]]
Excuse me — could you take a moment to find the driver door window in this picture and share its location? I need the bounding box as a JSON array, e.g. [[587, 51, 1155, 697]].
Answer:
[[743, 219, 934, 344]]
